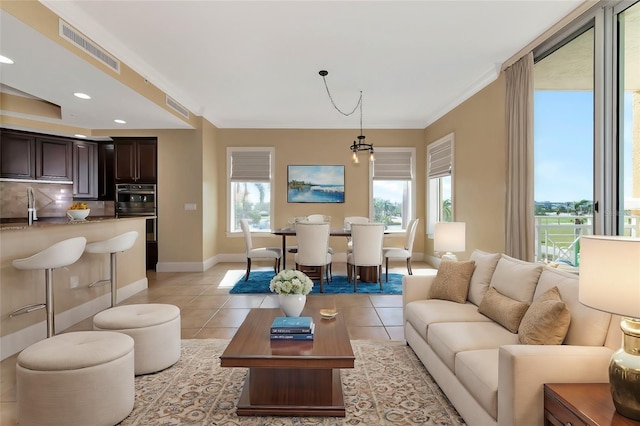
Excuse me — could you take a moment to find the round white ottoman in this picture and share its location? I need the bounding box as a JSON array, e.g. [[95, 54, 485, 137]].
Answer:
[[93, 303, 181, 375], [17, 331, 134, 426]]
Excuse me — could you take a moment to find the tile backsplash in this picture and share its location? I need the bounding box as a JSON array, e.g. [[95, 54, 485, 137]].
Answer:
[[0, 181, 114, 218]]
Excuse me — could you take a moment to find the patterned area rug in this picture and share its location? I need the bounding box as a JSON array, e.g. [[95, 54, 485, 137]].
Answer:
[[229, 271, 404, 294], [119, 339, 465, 425]]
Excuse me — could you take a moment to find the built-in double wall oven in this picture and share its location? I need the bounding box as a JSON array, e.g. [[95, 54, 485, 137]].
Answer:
[[116, 183, 157, 268]]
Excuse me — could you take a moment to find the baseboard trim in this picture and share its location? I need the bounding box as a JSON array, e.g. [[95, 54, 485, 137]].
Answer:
[[0, 277, 147, 361]]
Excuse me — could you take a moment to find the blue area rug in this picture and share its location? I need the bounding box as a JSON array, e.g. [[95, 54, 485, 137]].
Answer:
[[229, 270, 404, 294]]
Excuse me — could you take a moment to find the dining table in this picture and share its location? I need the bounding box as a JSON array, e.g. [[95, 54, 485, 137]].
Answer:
[[272, 227, 349, 268], [272, 227, 382, 283]]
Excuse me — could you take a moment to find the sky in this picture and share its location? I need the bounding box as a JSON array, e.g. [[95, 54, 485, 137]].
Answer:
[[534, 90, 634, 203]]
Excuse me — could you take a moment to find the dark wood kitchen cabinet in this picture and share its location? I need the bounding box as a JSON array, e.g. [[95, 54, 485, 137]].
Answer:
[[113, 137, 157, 183], [98, 142, 115, 200], [0, 130, 35, 179], [0, 130, 72, 181], [72, 140, 98, 199]]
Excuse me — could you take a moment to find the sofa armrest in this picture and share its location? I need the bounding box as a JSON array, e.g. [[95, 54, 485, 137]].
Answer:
[[497, 344, 613, 426], [402, 273, 437, 307]]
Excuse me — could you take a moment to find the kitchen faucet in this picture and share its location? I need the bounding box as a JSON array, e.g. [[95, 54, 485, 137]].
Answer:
[[27, 187, 37, 225]]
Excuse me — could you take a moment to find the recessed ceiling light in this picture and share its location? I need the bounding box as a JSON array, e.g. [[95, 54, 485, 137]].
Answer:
[[74, 134, 87, 138], [0, 55, 14, 64], [74, 92, 91, 100], [114, 119, 126, 124]]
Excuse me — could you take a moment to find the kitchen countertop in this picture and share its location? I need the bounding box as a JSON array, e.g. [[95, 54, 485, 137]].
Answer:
[[0, 216, 149, 231]]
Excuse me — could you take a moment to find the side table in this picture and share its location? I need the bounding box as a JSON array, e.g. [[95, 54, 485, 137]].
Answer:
[[544, 383, 640, 426]]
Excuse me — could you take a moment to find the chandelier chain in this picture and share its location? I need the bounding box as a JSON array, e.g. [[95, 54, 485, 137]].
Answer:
[[320, 74, 362, 117]]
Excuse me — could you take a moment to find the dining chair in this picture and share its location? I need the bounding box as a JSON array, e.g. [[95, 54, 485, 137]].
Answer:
[[347, 223, 385, 291], [344, 216, 370, 252], [294, 221, 332, 293], [383, 218, 419, 281], [287, 215, 332, 253], [240, 219, 282, 281]]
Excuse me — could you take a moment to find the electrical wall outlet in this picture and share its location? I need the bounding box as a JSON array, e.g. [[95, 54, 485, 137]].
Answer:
[[184, 203, 197, 211], [70, 276, 79, 288]]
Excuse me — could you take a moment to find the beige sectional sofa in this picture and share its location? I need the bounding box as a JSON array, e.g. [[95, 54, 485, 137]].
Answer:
[[402, 250, 622, 426]]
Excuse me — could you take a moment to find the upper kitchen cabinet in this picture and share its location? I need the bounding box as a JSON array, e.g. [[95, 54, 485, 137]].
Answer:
[[72, 140, 98, 199], [98, 142, 115, 200], [0, 130, 35, 179], [113, 137, 157, 183], [0, 130, 72, 182]]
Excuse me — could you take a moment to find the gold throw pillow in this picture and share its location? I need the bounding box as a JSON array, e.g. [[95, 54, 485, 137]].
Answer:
[[518, 286, 571, 345], [429, 260, 476, 304], [478, 287, 529, 333]]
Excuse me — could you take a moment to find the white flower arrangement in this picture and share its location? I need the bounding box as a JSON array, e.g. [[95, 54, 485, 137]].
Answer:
[[269, 269, 314, 295]]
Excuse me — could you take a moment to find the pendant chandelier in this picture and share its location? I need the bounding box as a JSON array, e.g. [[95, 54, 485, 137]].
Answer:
[[319, 70, 374, 163]]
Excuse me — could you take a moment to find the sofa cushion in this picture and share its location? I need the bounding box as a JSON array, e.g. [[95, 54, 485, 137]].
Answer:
[[489, 255, 543, 304], [478, 287, 530, 333], [429, 260, 476, 303], [427, 322, 518, 372], [518, 286, 571, 345], [405, 299, 491, 339], [468, 250, 501, 306], [535, 268, 612, 346], [456, 349, 499, 420]]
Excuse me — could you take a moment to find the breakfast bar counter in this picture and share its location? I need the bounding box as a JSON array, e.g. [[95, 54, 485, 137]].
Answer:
[[0, 216, 149, 360]]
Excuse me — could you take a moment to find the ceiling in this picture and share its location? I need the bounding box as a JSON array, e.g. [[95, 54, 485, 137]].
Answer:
[[0, 1, 585, 133]]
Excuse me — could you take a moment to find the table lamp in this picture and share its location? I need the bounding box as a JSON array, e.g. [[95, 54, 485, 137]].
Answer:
[[578, 235, 640, 420], [434, 222, 466, 261]]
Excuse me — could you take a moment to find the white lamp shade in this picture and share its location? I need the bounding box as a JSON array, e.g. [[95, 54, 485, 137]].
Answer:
[[434, 222, 466, 253], [579, 235, 640, 318]]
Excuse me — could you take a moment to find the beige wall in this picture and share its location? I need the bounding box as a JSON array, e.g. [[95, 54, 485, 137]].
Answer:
[[215, 128, 426, 260], [424, 73, 507, 260], [94, 127, 205, 265]]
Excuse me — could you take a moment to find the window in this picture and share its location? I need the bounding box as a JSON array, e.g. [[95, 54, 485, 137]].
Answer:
[[533, 27, 594, 265], [618, 2, 640, 237], [531, 0, 640, 263], [370, 148, 415, 231], [427, 133, 453, 236], [227, 147, 274, 233]]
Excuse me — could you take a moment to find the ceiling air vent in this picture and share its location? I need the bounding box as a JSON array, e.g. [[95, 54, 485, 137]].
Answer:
[[59, 19, 120, 74], [166, 95, 190, 119]]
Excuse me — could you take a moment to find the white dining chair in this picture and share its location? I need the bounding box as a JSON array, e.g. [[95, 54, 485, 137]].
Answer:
[[344, 216, 370, 252], [240, 219, 281, 281], [347, 223, 385, 291], [294, 221, 332, 293], [383, 218, 419, 282]]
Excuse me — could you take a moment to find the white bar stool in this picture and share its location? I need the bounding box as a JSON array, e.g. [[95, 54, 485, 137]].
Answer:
[[85, 231, 138, 308], [11, 237, 87, 338]]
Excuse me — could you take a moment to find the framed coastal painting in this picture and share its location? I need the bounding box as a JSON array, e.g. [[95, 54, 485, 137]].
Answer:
[[287, 165, 345, 203]]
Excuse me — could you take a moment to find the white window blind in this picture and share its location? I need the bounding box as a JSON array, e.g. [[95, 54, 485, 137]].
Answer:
[[230, 150, 271, 181], [427, 138, 452, 179], [373, 150, 413, 180]]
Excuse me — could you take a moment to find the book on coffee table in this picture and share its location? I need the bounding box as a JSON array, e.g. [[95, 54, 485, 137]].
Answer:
[[270, 316, 314, 334], [270, 323, 315, 340]]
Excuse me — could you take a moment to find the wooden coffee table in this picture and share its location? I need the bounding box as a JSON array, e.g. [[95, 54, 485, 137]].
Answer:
[[220, 308, 355, 417]]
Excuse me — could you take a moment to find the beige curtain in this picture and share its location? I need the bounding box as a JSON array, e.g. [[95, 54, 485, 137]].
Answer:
[[505, 53, 534, 261]]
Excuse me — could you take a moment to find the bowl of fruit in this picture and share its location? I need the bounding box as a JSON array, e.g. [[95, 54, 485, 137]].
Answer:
[[67, 203, 90, 220]]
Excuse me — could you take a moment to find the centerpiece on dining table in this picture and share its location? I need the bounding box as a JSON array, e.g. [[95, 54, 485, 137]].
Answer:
[[269, 269, 313, 317]]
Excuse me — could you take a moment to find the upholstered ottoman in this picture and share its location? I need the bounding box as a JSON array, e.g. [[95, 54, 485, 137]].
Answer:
[[93, 303, 181, 375], [16, 331, 134, 426]]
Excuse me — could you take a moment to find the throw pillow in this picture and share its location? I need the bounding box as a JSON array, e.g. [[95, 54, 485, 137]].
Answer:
[[478, 287, 530, 333], [489, 255, 543, 304], [467, 251, 501, 306], [518, 286, 571, 345], [429, 260, 476, 303]]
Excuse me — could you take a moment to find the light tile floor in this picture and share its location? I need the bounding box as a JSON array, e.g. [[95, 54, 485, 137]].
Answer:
[[0, 260, 434, 425]]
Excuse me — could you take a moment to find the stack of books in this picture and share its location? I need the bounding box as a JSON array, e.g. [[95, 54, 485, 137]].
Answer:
[[270, 316, 315, 340]]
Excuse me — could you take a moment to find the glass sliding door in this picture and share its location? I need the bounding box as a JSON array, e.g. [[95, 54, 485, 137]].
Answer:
[[533, 27, 595, 265], [618, 2, 640, 237]]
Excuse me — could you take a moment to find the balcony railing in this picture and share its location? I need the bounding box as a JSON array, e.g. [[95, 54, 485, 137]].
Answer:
[[534, 214, 639, 265]]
